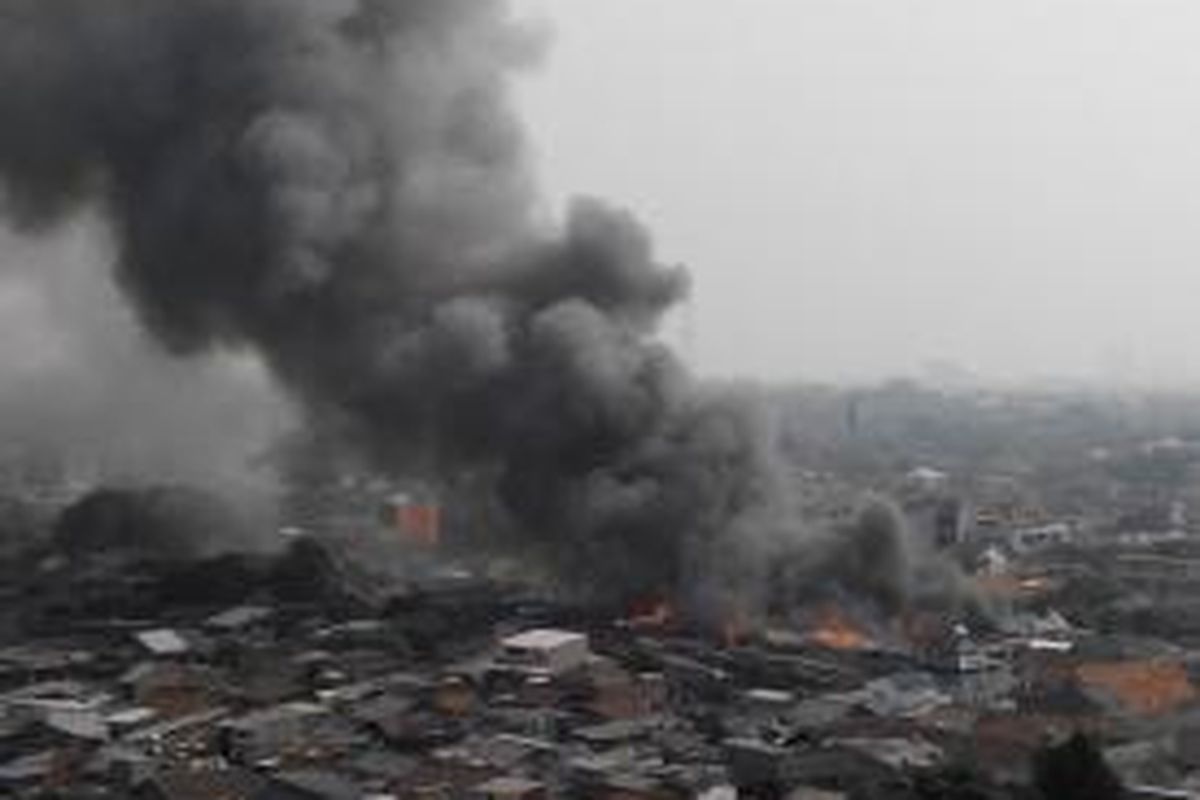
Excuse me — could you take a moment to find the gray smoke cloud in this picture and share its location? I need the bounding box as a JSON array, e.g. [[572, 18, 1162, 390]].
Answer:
[[769, 496, 987, 632], [0, 214, 289, 541], [0, 0, 789, 610], [825, 499, 915, 615]]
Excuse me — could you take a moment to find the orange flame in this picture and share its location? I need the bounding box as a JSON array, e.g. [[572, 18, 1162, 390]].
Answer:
[[808, 606, 871, 651]]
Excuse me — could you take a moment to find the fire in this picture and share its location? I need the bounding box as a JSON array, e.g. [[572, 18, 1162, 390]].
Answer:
[[808, 606, 872, 651]]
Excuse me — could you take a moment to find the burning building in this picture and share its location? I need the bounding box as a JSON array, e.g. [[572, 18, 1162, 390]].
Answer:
[[0, 0, 790, 618], [0, 0, 979, 641]]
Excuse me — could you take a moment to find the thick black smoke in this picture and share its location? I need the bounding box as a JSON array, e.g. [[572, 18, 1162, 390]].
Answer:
[[54, 485, 247, 561], [0, 0, 783, 609]]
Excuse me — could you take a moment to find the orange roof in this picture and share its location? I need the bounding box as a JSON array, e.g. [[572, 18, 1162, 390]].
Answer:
[[1076, 660, 1196, 717], [975, 573, 1057, 599], [394, 504, 440, 547]]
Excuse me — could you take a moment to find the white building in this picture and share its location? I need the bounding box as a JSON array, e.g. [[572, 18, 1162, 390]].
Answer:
[[498, 629, 590, 676], [133, 629, 191, 658]]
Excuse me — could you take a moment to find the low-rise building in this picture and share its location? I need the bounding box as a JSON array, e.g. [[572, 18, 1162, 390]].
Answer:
[[497, 630, 590, 677]]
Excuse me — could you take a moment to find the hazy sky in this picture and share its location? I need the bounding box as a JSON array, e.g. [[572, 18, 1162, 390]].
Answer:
[[515, 1, 1200, 386]]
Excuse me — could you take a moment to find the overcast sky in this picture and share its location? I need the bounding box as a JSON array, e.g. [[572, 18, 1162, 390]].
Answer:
[[514, 1, 1200, 387]]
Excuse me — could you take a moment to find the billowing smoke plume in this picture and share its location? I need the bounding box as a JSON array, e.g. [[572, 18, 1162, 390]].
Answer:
[[0, 216, 288, 538], [0, 0, 784, 609], [824, 499, 915, 615], [770, 497, 987, 630]]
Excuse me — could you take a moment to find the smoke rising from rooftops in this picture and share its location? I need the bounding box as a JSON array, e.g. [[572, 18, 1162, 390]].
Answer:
[[0, 0, 791, 608], [0, 0, 975, 623]]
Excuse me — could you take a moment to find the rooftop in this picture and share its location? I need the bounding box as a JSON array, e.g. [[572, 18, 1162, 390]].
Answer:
[[501, 629, 587, 651]]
